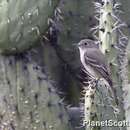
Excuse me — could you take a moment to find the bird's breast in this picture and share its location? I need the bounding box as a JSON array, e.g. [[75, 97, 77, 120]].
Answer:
[[80, 51, 98, 78]]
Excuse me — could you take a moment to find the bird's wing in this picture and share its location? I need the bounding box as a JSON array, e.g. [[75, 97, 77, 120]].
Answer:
[[84, 48, 109, 73], [84, 48, 112, 86]]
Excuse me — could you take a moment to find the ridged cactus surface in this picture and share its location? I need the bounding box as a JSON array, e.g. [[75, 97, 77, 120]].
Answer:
[[83, 0, 128, 130], [0, 48, 72, 130], [41, 0, 94, 105], [83, 81, 120, 130], [43, 0, 95, 104], [0, 0, 130, 130], [128, 40, 130, 81], [0, 0, 59, 54]]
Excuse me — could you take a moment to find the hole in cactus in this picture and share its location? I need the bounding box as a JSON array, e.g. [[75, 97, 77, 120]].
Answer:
[[43, 121, 47, 128], [104, 105, 107, 109], [99, 28, 105, 33], [104, 21, 107, 24], [23, 65, 27, 70], [10, 122, 15, 130], [111, 44, 114, 48], [90, 112, 93, 115], [7, 80, 10, 85], [58, 113, 64, 121], [29, 111, 33, 122], [34, 93, 38, 105], [92, 102, 94, 105], [37, 76, 43, 81], [91, 114, 96, 120], [0, 114, 3, 120], [48, 87, 52, 93], [67, 29, 71, 37], [89, 16, 93, 21], [90, 94, 94, 99], [58, 101, 63, 107], [14, 104, 20, 115], [20, 88, 25, 93], [86, 107, 89, 110], [86, 95, 89, 98], [111, 25, 114, 29], [91, 85, 95, 89], [47, 101, 52, 107], [109, 62, 113, 66], [105, 49, 109, 53], [3, 96, 8, 104], [33, 66, 40, 70], [123, 116, 126, 120], [101, 1, 104, 6], [107, 32, 111, 35], [8, 59, 13, 65], [108, 12, 111, 16], [116, 72, 118, 77], [68, 11, 73, 16], [106, 1, 110, 5]]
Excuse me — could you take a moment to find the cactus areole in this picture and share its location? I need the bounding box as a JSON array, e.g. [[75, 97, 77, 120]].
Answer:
[[0, 0, 59, 54]]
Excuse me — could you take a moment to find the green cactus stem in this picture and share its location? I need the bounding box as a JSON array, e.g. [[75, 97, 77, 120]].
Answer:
[[41, 0, 95, 105], [83, 0, 129, 129], [83, 83, 98, 130], [0, 49, 72, 130], [0, 0, 59, 54], [99, 0, 117, 54], [83, 79, 120, 130]]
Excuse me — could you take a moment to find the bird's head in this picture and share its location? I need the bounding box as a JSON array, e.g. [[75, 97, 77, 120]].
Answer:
[[78, 39, 99, 51]]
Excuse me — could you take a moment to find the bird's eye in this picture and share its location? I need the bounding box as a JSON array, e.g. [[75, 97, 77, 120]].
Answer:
[[84, 42, 87, 45]]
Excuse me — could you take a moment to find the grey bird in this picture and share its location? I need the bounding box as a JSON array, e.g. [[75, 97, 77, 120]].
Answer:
[[78, 39, 112, 86], [78, 39, 119, 104]]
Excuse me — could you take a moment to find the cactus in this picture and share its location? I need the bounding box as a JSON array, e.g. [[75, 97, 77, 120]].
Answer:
[[0, 0, 59, 54], [97, 1, 129, 130], [83, 83, 98, 130], [0, 0, 130, 130], [0, 0, 96, 129], [121, 0, 130, 82], [82, 0, 129, 130], [123, 39, 130, 130], [0, 49, 72, 130], [83, 80, 121, 130], [44, 0, 96, 105], [128, 40, 130, 82]]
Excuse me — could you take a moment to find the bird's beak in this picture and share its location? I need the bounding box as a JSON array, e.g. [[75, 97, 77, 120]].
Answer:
[[72, 43, 78, 47]]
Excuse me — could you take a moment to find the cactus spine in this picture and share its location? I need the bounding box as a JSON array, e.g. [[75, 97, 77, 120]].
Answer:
[[0, 50, 72, 130], [98, 1, 129, 130], [99, 0, 117, 54], [83, 0, 129, 130], [83, 83, 98, 130], [0, 0, 60, 54]]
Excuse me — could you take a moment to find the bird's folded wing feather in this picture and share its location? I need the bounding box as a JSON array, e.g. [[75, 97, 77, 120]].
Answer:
[[84, 48, 111, 76]]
